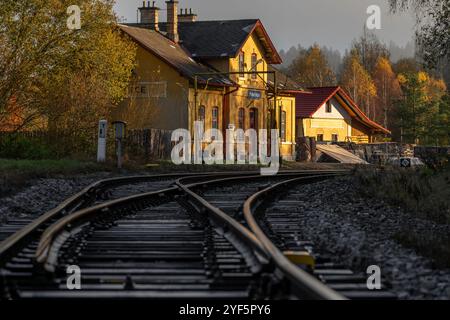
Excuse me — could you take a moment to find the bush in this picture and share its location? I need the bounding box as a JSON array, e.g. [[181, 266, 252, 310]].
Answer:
[[0, 136, 53, 160]]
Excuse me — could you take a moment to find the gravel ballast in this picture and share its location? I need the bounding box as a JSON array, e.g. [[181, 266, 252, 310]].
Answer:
[[0, 173, 112, 225], [292, 176, 450, 300]]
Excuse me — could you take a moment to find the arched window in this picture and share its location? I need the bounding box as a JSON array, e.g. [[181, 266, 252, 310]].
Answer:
[[251, 53, 258, 79], [212, 107, 219, 129], [198, 105, 205, 122], [239, 51, 245, 78], [249, 108, 258, 130], [238, 108, 245, 129], [281, 111, 287, 142]]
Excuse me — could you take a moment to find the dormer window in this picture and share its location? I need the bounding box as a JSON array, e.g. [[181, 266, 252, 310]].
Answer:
[[325, 101, 332, 113], [239, 51, 245, 78]]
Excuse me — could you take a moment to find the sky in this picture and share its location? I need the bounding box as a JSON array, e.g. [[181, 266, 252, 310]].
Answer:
[[114, 0, 416, 53]]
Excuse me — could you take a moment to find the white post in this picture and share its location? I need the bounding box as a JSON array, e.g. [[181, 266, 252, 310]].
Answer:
[[97, 120, 107, 162]]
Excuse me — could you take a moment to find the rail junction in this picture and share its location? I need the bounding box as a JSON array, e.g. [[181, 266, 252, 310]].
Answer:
[[0, 171, 395, 300]]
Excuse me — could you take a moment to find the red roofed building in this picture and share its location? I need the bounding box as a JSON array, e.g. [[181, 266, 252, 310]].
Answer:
[[295, 86, 390, 143]]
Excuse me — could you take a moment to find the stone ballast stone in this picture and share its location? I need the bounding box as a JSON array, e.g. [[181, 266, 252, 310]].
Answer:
[[290, 177, 450, 299]]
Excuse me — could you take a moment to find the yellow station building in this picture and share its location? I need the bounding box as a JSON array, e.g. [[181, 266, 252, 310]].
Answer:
[[116, 0, 302, 159], [116, 1, 388, 161]]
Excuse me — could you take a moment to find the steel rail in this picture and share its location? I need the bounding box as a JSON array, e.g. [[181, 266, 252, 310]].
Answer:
[[35, 187, 179, 269], [0, 173, 198, 263], [0, 171, 265, 263], [243, 175, 348, 300], [34, 171, 344, 272], [177, 171, 348, 299], [174, 171, 349, 272]]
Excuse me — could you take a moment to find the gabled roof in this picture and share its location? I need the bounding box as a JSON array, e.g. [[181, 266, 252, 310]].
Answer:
[[295, 87, 340, 117], [119, 25, 235, 87], [126, 19, 282, 64], [295, 86, 390, 134]]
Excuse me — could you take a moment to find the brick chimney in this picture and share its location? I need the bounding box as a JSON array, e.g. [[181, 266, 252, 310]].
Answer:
[[166, 0, 179, 42], [139, 1, 160, 31], [178, 8, 197, 23]]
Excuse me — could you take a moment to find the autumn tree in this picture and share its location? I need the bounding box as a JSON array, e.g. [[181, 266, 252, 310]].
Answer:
[[0, 0, 136, 137], [393, 58, 421, 75], [287, 45, 336, 87], [340, 50, 377, 118], [352, 29, 390, 74], [373, 57, 402, 129]]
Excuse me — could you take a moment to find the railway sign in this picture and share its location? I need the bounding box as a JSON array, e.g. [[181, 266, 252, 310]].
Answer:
[[400, 157, 411, 168], [248, 90, 262, 100], [97, 120, 107, 163]]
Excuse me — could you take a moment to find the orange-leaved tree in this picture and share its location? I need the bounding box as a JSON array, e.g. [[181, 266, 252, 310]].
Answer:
[[340, 50, 377, 118], [288, 45, 336, 87], [372, 57, 402, 130]]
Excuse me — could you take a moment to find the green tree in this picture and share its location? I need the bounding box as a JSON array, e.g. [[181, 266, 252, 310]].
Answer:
[[395, 72, 448, 144]]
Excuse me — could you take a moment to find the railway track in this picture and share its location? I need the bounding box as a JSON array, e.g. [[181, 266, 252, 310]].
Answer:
[[0, 172, 258, 258], [0, 170, 395, 300]]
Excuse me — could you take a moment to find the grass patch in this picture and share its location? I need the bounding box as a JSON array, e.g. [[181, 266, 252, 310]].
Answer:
[[393, 231, 450, 268], [355, 166, 450, 224], [0, 159, 104, 197], [0, 158, 102, 175]]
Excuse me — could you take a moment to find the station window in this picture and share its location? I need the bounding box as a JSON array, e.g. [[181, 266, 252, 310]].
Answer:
[[281, 111, 286, 142], [317, 134, 324, 142], [325, 101, 332, 113], [238, 108, 245, 129], [332, 134, 338, 142], [212, 107, 219, 129], [251, 53, 258, 79], [239, 51, 245, 78], [249, 108, 258, 130], [198, 105, 205, 122]]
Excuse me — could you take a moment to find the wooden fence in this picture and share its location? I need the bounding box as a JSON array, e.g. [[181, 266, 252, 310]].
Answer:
[[126, 129, 174, 160]]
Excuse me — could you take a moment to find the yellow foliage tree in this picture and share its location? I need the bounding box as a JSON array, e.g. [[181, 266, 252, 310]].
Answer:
[[288, 45, 336, 87], [340, 50, 377, 118], [373, 57, 401, 129], [0, 0, 137, 138]]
